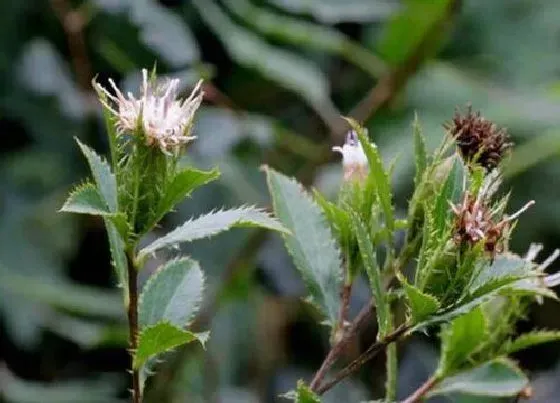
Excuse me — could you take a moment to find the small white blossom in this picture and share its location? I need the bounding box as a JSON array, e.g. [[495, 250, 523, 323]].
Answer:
[[332, 131, 369, 182], [94, 69, 204, 155]]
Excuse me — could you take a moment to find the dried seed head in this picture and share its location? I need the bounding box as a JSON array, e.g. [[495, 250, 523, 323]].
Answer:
[[452, 191, 534, 256], [332, 130, 369, 182], [444, 105, 513, 171], [94, 69, 204, 155]]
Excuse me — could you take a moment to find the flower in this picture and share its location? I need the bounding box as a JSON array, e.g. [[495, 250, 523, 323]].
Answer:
[[94, 69, 204, 155], [332, 130, 369, 182], [444, 105, 513, 171]]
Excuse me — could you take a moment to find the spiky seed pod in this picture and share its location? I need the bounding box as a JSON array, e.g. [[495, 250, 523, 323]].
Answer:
[[444, 105, 513, 171]]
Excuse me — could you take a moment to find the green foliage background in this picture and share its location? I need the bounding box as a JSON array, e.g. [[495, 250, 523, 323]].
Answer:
[[0, 0, 559, 402]]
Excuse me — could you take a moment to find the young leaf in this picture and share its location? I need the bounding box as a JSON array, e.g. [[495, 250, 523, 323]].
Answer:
[[134, 322, 208, 369], [433, 156, 464, 236], [501, 331, 560, 355], [282, 380, 321, 403], [413, 113, 427, 186], [429, 358, 528, 397], [346, 118, 395, 233], [469, 254, 530, 291], [153, 167, 220, 223], [139, 206, 287, 259], [401, 278, 440, 323], [105, 221, 127, 289], [438, 307, 487, 375], [265, 167, 342, 327], [139, 257, 204, 328], [60, 183, 111, 215], [350, 211, 389, 335], [75, 138, 118, 212]]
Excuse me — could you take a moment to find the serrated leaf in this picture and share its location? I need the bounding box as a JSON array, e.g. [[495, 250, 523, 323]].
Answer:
[[134, 322, 208, 369], [150, 167, 220, 225], [501, 331, 560, 355], [350, 211, 389, 335], [438, 307, 487, 375], [75, 138, 118, 212], [139, 257, 204, 328], [105, 220, 127, 289], [433, 156, 464, 236], [413, 113, 427, 186], [282, 380, 321, 402], [401, 278, 440, 323], [430, 359, 528, 397], [345, 118, 395, 233], [139, 206, 287, 259], [60, 183, 110, 215], [469, 255, 530, 292], [265, 167, 342, 326]]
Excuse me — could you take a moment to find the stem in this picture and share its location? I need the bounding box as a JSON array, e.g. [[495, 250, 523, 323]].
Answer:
[[401, 375, 439, 403], [315, 324, 410, 395], [126, 249, 140, 403], [385, 314, 398, 401], [309, 302, 374, 391]]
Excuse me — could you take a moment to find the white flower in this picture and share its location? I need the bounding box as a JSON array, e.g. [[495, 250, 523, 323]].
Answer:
[[332, 130, 369, 182], [94, 69, 204, 155]]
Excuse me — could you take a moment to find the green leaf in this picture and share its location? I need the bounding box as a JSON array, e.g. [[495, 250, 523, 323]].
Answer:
[[105, 220, 127, 289], [139, 206, 287, 259], [265, 167, 342, 326], [469, 254, 531, 292], [282, 380, 321, 402], [501, 331, 560, 355], [75, 138, 118, 212], [430, 359, 528, 398], [346, 118, 395, 233], [60, 183, 110, 215], [134, 322, 208, 369], [139, 257, 204, 328], [433, 156, 464, 236], [151, 167, 220, 224], [401, 278, 440, 323], [438, 307, 487, 375], [350, 211, 389, 335], [413, 113, 427, 186]]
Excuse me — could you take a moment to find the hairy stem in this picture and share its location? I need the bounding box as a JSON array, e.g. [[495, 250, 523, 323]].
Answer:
[[127, 249, 140, 403], [315, 323, 410, 395], [385, 313, 398, 401], [402, 375, 439, 403]]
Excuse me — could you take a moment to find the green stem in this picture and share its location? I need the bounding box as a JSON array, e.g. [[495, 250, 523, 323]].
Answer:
[[384, 310, 398, 401], [126, 248, 141, 403]]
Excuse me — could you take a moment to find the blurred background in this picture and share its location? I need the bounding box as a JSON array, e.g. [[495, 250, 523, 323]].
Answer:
[[1, 0, 560, 402]]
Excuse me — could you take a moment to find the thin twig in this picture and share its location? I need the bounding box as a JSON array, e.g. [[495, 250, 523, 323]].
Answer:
[[126, 250, 141, 403], [401, 375, 439, 403], [315, 323, 411, 395]]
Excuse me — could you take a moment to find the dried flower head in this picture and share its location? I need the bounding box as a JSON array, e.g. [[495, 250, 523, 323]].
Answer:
[[332, 130, 369, 182], [452, 189, 534, 255], [445, 105, 513, 171], [94, 69, 204, 155]]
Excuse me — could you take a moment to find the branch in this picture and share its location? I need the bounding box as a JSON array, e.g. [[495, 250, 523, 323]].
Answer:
[[401, 375, 439, 403], [315, 323, 411, 395]]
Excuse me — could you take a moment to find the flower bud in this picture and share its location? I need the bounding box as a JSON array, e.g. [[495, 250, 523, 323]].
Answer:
[[332, 130, 369, 182]]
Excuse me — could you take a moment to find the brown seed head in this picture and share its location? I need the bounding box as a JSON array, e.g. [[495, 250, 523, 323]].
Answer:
[[444, 105, 513, 171]]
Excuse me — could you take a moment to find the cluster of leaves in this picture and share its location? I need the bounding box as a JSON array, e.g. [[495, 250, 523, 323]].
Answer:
[[268, 117, 560, 401]]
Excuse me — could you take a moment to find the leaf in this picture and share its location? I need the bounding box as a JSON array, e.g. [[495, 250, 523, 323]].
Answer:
[[105, 220, 128, 289], [501, 331, 560, 355], [191, 0, 337, 118], [438, 307, 487, 375], [350, 211, 389, 335], [75, 138, 118, 212], [138, 257, 204, 328], [60, 183, 110, 215], [413, 113, 427, 186], [430, 359, 528, 398], [139, 206, 287, 259], [265, 167, 342, 326], [282, 380, 321, 402], [134, 322, 208, 369], [433, 156, 464, 235], [469, 254, 531, 292], [401, 278, 440, 323], [346, 118, 395, 233], [151, 167, 220, 224]]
